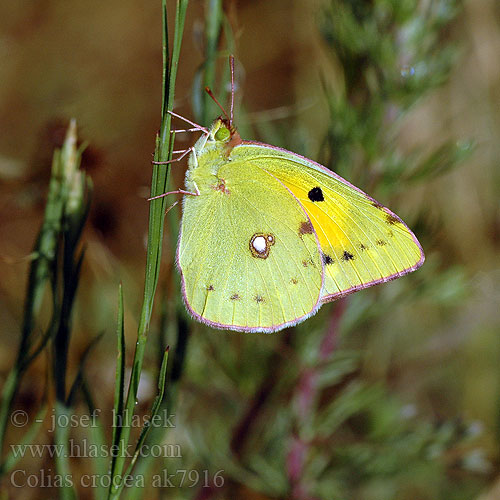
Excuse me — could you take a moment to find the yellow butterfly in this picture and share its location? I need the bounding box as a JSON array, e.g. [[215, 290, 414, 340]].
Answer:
[[157, 69, 424, 333]]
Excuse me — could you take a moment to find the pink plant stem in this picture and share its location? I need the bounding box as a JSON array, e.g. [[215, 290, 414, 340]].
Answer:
[[287, 299, 347, 500]]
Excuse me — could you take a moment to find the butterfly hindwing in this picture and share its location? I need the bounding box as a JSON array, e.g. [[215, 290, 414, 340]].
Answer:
[[229, 143, 424, 301], [178, 160, 323, 333]]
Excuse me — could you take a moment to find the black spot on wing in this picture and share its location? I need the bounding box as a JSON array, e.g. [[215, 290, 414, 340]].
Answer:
[[322, 253, 334, 265], [359, 243, 368, 251], [254, 295, 265, 303], [376, 239, 387, 246], [207, 285, 215, 291], [342, 251, 355, 261], [230, 293, 241, 300], [308, 187, 324, 202]]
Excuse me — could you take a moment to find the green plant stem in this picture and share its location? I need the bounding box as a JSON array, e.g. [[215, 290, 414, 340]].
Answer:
[[0, 122, 89, 478], [108, 1, 189, 497], [111, 349, 169, 499], [0, 153, 65, 454], [54, 402, 76, 500], [0, 369, 20, 460]]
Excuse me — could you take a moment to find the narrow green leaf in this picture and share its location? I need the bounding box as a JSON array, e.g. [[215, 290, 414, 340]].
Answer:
[[112, 349, 170, 499], [53, 402, 77, 500], [81, 380, 109, 500], [66, 331, 104, 407], [110, 284, 125, 475]]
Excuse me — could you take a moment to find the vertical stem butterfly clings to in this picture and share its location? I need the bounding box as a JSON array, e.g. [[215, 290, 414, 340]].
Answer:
[[150, 57, 424, 333]]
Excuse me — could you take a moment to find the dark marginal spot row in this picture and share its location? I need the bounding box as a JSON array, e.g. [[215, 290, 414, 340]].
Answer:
[[299, 221, 314, 236], [229, 293, 266, 303], [322, 253, 334, 265], [308, 187, 324, 202], [385, 213, 400, 225], [342, 251, 355, 261]]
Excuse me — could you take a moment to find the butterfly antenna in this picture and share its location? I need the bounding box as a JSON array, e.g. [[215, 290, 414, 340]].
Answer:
[[204, 87, 230, 122], [229, 55, 235, 126]]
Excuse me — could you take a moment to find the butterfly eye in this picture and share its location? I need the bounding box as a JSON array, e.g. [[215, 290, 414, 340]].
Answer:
[[214, 126, 231, 142]]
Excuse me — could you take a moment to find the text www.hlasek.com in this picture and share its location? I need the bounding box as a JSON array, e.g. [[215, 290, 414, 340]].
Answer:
[[10, 439, 182, 459]]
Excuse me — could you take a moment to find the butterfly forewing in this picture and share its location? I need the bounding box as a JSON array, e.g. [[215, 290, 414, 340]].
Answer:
[[178, 161, 323, 333], [230, 144, 424, 301]]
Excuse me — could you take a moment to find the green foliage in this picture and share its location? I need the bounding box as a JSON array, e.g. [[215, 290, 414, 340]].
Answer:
[[319, 0, 465, 187], [0, 120, 91, 473]]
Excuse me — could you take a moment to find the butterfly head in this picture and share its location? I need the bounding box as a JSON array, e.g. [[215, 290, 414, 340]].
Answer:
[[191, 117, 243, 169], [208, 118, 242, 152]]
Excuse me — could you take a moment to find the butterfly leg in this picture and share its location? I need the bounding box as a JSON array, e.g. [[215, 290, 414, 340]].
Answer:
[[147, 185, 199, 201], [164, 200, 179, 215], [167, 110, 209, 135], [170, 128, 202, 134], [190, 146, 199, 168], [152, 147, 194, 165]]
